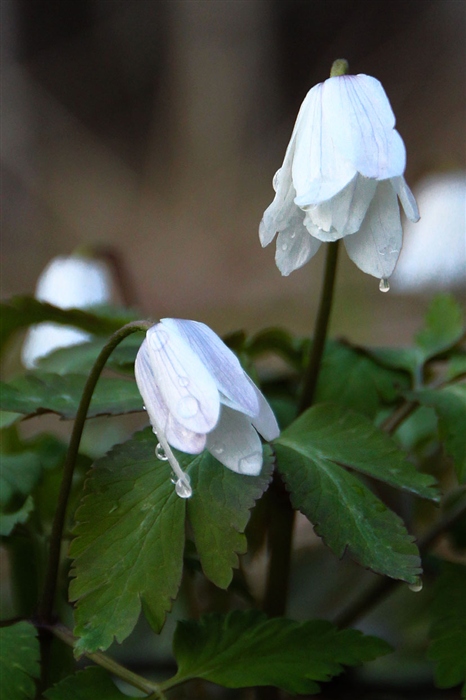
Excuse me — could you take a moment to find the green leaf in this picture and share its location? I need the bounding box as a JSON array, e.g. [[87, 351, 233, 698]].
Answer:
[[276, 403, 438, 501], [0, 452, 42, 507], [366, 347, 421, 377], [274, 404, 437, 582], [416, 294, 464, 361], [0, 296, 138, 352], [316, 341, 410, 417], [0, 621, 40, 700], [184, 447, 273, 588], [412, 385, 466, 482], [427, 562, 466, 694], [69, 429, 186, 654], [0, 495, 35, 536], [447, 353, 466, 381], [245, 328, 305, 370], [166, 611, 391, 694], [0, 372, 143, 420], [35, 336, 141, 375], [44, 667, 126, 700]]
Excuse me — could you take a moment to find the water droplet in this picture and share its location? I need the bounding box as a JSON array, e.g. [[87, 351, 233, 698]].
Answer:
[[379, 278, 390, 293], [409, 579, 423, 593], [272, 169, 281, 192], [178, 376, 189, 387], [152, 427, 158, 436], [175, 475, 192, 499], [108, 503, 119, 514], [290, 232, 296, 239], [238, 452, 262, 475], [155, 443, 168, 461], [177, 396, 199, 419], [142, 404, 146, 410], [281, 243, 288, 251], [149, 328, 169, 351], [212, 443, 225, 455]]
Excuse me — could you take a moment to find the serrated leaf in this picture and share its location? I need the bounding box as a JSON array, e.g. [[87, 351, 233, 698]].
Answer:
[[0, 296, 137, 353], [276, 403, 438, 501], [69, 429, 186, 654], [412, 385, 466, 482], [0, 372, 143, 420], [35, 336, 140, 375], [43, 667, 126, 700], [166, 611, 391, 694], [275, 443, 421, 583], [416, 294, 464, 361], [316, 342, 410, 417], [0, 621, 40, 700], [184, 447, 273, 588], [427, 562, 466, 694]]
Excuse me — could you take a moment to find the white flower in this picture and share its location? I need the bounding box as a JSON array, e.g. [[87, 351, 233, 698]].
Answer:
[[392, 172, 466, 291], [135, 319, 280, 481], [22, 254, 113, 368], [259, 73, 420, 280]]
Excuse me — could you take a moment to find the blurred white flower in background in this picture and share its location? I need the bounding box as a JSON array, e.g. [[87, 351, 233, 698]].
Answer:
[[392, 172, 466, 291], [135, 319, 279, 485], [21, 254, 113, 368], [260, 71, 419, 282]]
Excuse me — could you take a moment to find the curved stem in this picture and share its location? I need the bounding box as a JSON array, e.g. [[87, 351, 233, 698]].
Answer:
[[299, 241, 340, 413], [37, 320, 152, 622], [47, 623, 166, 698]]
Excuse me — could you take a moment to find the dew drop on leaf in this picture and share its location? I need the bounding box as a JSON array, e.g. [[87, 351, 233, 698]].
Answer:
[[408, 578, 423, 593]]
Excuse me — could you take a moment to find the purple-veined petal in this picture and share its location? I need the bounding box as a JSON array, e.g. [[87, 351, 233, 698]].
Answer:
[[206, 406, 263, 475], [165, 413, 206, 454], [304, 173, 377, 240], [323, 75, 406, 180], [344, 180, 402, 278], [145, 323, 220, 433], [391, 176, 420, 222], [161, 319, 259, 417], [292, 82, 356, 206], [275, 221, 321, 276], [245, 376, 280, 441]]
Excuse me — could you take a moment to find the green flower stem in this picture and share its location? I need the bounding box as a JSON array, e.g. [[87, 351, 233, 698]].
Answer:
[[262, 242, 340, 625], [48, 622, 166, 698], [299, 241, 340, 412], [333, 492, 466, 629], [37, 320, 152, 623]]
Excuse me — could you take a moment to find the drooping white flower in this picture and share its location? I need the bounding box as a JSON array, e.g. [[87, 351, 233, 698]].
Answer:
[[259, 72, 420, 282], [135, 319, 280, 491], [21, 254, 113, 368], [392, 172, 466, 291]]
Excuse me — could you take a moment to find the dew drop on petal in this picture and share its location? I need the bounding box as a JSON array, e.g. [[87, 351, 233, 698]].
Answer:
[[177, 396, 199, 419], [175, 474, 192, 499], [379, 278, 390, 293], [272, 169, 281, 192], [238, 452, 262, 475], [290, 232, 296, 239], [142, 405, 146, 410], [149, 328, 169, 351], [155, 443, 169, 461], [281, 243, 288, 251], [211, 443, 225, 455], [178, 376, 189, 387], [408, 578, 423, 593]]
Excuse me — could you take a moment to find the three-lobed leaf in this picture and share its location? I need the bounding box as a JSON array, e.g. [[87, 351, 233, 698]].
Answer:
[[70, 429, 271, 653], [0, 621, 40, 700], [165, 610, 391, 694]]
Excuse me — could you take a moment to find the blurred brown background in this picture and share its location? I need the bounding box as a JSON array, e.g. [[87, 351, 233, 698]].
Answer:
[[2, 0, 465, 346]]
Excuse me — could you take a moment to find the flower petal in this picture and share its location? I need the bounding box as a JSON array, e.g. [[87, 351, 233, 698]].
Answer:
[[206, 406, 264, 475], [323, 75, 406, 180], [304, 173, 377, 240], [145, 323, 220, 433], [246, 377, 280, 441], [344, 180, 403, 278], [292, 82, 356, 206], [275, 219, 322, 276], [161, 319, 259, 417], [259, 146, 299, 247], [390, 176, 420, 222]]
